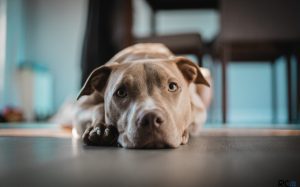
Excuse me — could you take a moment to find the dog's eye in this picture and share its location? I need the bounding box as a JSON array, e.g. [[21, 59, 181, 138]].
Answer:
[[115, 87, 127, 98], [168, 82, 178, 92]]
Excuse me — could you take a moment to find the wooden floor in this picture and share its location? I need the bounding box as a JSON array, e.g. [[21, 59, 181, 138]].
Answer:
[[0, 125, 300, 187], [1, 124, 300, 137]]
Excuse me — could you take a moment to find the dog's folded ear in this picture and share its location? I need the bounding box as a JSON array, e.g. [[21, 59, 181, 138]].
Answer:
[[175, 57, 210, 87], [77, 64, 117, 100]]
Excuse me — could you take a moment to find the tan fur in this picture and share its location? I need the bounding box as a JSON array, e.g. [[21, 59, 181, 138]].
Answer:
[[74, 43, 212, 148]]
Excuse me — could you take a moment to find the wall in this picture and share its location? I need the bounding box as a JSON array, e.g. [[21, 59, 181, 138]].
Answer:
[[24, 0, 87, 110], [0, 0, 6, 104], [2, 0, 26, 108], [3, 0, 87, 111]]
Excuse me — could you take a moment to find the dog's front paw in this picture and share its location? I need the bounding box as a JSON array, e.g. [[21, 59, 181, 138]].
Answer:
[[82, 124, 119, 146]]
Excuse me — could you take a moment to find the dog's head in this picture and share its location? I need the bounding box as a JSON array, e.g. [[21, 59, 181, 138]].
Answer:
[[78, 57, 209, 148]]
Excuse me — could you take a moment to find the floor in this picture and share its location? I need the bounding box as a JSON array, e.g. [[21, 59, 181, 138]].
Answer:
[[0, 124, 300, 187]]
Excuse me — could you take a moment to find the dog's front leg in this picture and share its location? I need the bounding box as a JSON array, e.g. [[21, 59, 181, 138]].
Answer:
[[82, 105, 119, 146], [82, 124, 119, 146]]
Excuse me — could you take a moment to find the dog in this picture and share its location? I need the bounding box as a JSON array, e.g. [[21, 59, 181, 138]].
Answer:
[[73, 43, 212, 148]]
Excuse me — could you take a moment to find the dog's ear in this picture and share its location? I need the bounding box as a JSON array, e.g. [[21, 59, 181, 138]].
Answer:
[[175, 57, 210, 87], [77, 64, 117, 100]]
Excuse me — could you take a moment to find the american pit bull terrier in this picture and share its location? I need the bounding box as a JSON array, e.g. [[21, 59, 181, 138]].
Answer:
[[74, 43, 212, 148]]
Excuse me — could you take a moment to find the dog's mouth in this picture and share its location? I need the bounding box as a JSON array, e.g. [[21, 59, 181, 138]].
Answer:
[[141, 141, 173, 149], [118, 129, 178, 149], [125, 139, 173, 149]]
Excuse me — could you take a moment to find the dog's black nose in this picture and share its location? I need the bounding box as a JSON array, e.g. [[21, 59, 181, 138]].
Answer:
[[137, 112, 164, 128]]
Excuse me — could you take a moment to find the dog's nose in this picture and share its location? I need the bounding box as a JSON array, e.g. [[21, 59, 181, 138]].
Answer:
[[137, 112, 164, 128]]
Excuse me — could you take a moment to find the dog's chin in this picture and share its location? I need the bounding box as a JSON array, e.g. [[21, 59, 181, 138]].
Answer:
[[118, 133, 181, 149]]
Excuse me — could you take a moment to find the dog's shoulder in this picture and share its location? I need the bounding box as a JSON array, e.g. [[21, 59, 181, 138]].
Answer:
[[108, 43, 174, 64]]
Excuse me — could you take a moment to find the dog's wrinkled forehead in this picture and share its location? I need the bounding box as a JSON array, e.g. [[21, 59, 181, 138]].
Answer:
[[109, 61, 181, 94]]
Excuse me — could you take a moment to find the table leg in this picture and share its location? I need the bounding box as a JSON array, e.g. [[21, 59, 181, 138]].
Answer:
[[296, 53, 300, 123], [271, 61, 277, 123], [222, 47, 229, 124], [286, 54, 292, 123]]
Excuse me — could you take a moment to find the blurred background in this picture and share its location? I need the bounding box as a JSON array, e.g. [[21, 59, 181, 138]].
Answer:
[[0, 0, 299, 126]]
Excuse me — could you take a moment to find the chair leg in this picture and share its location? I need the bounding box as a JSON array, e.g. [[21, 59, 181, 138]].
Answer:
[[296, 53, 300, 123], [196, 53, 203, 67], [221, 51, 228, 124], [150, 9, 156, 36], [271, 61, 277, 123], [286, 55, 292, 123], [211, 56, 218, 123]]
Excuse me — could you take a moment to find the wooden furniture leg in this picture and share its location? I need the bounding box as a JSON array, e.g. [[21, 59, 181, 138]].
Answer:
[[221, 46, 229, 123], [297, 53, 300, 123], [271, 61, 277, 123], [196, 52, 203, 67], [286, 55, 292, 123]]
